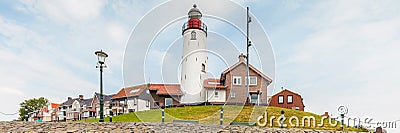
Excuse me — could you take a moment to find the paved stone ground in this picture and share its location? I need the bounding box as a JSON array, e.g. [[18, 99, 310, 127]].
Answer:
[[0, 122, 362, 133]]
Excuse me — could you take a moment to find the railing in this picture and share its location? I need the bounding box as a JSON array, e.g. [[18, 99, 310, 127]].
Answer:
[[182, 21, 207, 35]]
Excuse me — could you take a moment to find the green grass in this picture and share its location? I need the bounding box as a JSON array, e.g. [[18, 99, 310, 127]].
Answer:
[[77, 105, 368, 132]]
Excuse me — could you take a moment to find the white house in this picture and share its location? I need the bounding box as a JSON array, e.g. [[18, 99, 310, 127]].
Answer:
[[112, 84, 152, 113]]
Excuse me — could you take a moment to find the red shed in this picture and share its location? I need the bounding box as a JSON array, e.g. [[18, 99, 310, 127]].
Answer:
[[269, 89, 305, 111]]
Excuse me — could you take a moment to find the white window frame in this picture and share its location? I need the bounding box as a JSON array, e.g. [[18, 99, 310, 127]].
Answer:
[[230, 92, 235, 98], [278, 95, 284, 104], [233, 76, 241, 85], [165, 98, 173, 107], [146, 100, 150, 107], [246, 76, 257, 85], [288, 95, 293, 103], [133, 98, 137, 105]]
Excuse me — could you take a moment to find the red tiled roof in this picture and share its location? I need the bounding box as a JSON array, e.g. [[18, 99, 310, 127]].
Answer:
[[51, 103, 60, 109], [203, 78, 227, 89], [113, 83, 182, 99], [150, 84, 182, 95], [112, 84, 148, 99], [40, 107, 48, 112]]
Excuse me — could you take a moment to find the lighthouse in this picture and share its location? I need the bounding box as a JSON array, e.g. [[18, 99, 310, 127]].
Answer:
[[180, 4, 208, 104]]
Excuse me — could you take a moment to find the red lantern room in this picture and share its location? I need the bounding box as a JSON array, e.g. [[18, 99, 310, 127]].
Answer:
[[182, 4, 207, 35]]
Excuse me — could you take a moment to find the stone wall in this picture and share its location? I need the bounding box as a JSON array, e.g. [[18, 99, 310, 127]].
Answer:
[[0, 122, 361, 133]]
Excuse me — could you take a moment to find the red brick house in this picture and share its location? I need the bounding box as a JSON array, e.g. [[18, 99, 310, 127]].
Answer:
[[269, 89, 305, 111], [148, 84, 182, 107], [220, 54, 273, 105], [90, 93, 115, 118]]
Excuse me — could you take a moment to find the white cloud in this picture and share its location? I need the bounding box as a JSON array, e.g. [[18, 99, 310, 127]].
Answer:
[[0, 87, 24, 96], [274, 1, 400, 130], [107, 22, 129, 44], [19, 0, 106, 24], [0, 14, 100, 121]]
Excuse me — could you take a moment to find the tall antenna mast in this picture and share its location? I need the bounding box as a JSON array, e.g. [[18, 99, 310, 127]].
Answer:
[[246, 7, 252, 105]]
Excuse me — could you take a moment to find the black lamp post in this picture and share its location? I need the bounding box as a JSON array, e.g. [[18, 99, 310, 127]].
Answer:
[[95, 50, 108, 122]]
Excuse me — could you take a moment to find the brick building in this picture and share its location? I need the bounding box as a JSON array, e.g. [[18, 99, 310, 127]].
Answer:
[[269, 89, 305, 111], [219, 54, 273, 105]]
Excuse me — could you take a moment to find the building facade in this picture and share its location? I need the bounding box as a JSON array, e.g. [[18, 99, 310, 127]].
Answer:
[[220, 54, 272, 105], [269, 89, 305, 111], [112, 84, 152, 114], [148, 84, 182, 107]]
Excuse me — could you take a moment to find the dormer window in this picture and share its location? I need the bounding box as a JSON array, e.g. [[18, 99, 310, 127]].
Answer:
[[191, 31, 196, 40]]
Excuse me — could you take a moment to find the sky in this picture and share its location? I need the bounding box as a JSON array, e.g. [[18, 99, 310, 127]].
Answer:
[[0, 0, 399, 131]]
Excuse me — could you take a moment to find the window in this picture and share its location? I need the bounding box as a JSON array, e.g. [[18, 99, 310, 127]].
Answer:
[[230, 92, 235, 98], [288, 95, 293, 104], [278, 95, 284, 104], [201, 64, 205, 72], [153, 102, 159, 107], [165, 98, 173, 107], [214, 91, 219, 97], [146, 100, 150, 107], [130, 89, 140, 94], [233, 76, 241, 85], [251, 94, 258, 104], [133, 98, 137, 105], [191, 31, 196, 40], [246, 76, 257, 85]]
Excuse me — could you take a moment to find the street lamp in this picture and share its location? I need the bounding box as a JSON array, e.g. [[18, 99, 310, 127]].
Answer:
[[95, 50, 108, 122]]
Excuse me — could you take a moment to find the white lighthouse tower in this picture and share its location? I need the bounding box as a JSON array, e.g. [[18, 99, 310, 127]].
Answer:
[[180, 4, 208, 104]]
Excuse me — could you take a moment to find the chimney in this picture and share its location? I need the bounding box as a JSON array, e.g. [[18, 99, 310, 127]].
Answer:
[[67, 97, 72, 101], [238, 53, 246, 62], [79, 95, 84, 100], [322, 112, 330, 118]]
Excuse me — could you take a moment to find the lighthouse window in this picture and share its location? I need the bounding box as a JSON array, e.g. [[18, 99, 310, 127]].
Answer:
[[201, 64, 205, 72], [191, 31, 196, 40]]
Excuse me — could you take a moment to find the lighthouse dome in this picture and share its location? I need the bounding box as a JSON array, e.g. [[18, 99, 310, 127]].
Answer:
[[188, 4, 202, 19]]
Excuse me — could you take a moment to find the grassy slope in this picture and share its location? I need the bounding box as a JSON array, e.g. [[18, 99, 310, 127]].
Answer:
[[78, 105, 367, 132]]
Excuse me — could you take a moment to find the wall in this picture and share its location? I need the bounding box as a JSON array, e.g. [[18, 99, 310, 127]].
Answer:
[[225, 63, 269, 105], [205, 89, 226, 103], [180, 28, 208, 104], [269, 90, 305, 111]]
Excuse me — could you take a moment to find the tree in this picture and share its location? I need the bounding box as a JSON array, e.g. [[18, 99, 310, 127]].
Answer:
[[18, 97, 49, 121]]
